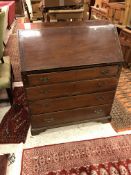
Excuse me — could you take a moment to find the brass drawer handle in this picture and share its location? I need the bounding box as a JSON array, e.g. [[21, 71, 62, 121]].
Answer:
[[40, 77, 49, 83], [101, 69, 109, 75], [94, 109, 103, 114], [97, 82, 103, 88], [44, 118, 54, 123]]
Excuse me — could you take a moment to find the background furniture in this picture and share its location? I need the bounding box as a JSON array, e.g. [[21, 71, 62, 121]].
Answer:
[[0, 1, 15, 28], [122, 0, 131, 27], [43, 0, 84, 7], [0, 154, 9, 175], [119, 28, 131, 67], [0, 57, 13, 104], [41, 0, 84, 21], [0, 5, 9, 43], [31, 0, 42, 20], [0, 11, 13, 104], [106, 2, 125, 24], [19, 21, 123, 135], [48, 8, 84, 21], [91, 6, 107, 20], [15, 0, 24, 16], [23, 0, 32, 22], [2, 0, 24, 16], [30, 0, 88, 21], [0, 12, 5, 60], [91, 0, 125, 24]]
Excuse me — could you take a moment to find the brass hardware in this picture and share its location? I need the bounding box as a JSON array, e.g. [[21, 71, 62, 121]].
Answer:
[[40, 77, 49, 82], [97, 82, 103, 88], [94, 109, 103, 114], [101, 69, 109, 75], [44, 118, 54, 123]]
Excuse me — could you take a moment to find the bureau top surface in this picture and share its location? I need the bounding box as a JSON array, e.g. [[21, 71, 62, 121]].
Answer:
[[18, 22, 123, 73]]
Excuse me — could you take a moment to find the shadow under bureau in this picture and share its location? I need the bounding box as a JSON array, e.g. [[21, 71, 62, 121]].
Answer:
[[18, 21, 123, 135]]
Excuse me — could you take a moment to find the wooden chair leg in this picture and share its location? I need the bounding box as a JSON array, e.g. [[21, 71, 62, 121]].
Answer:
[[1, 57, 4, 63], [6, 88, 13, 105], [6, 64, 14, 105], [7, 25, 11, 30], [3, 42, 6, 47], [11, 65, 14, 81]]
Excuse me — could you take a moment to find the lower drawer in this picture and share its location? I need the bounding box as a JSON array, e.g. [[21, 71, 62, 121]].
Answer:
[[31, 104, 112, 130], [29, 91, 115, 115]]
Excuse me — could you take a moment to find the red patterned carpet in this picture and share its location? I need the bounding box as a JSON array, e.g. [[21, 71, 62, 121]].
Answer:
[[0, 87, 30, 143], [4, 34, 22, 82], [21, 134, 131, 175]]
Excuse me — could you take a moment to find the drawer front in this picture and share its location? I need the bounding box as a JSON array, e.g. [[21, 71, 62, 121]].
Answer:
[[31, 104, 112, 129], [29, 91, 115, 115], [24, 65, 119, 87], [120, 31, 131, 43], [26, 77, 118, 101]]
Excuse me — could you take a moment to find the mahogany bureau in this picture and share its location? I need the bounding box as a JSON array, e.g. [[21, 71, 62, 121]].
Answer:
[[18, 22, 123, 135]]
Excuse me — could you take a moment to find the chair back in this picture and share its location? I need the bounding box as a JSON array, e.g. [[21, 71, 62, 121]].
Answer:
[[1, 6, 9, 42], [0, 11, 5, 60], [44, 0, 84, 7]]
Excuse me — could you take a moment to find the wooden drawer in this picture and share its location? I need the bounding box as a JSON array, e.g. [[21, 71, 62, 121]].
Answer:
[[29, 91, 115, 115], [23, 65, 119, 87], [26, 77, 118, 101], [31, 104, 112, 131]]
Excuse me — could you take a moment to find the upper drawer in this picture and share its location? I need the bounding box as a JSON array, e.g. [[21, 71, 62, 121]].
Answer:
[[23, 65, 119, 87], [26, 77, 118, 101]]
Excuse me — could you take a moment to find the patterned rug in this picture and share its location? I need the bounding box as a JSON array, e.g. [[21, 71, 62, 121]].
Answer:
[[0, 87, 30, 143], [21, 134, 131, 175], [4, 26, 131, 132], [4, 34, 22, 82], [111, 68, 131, 132]]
